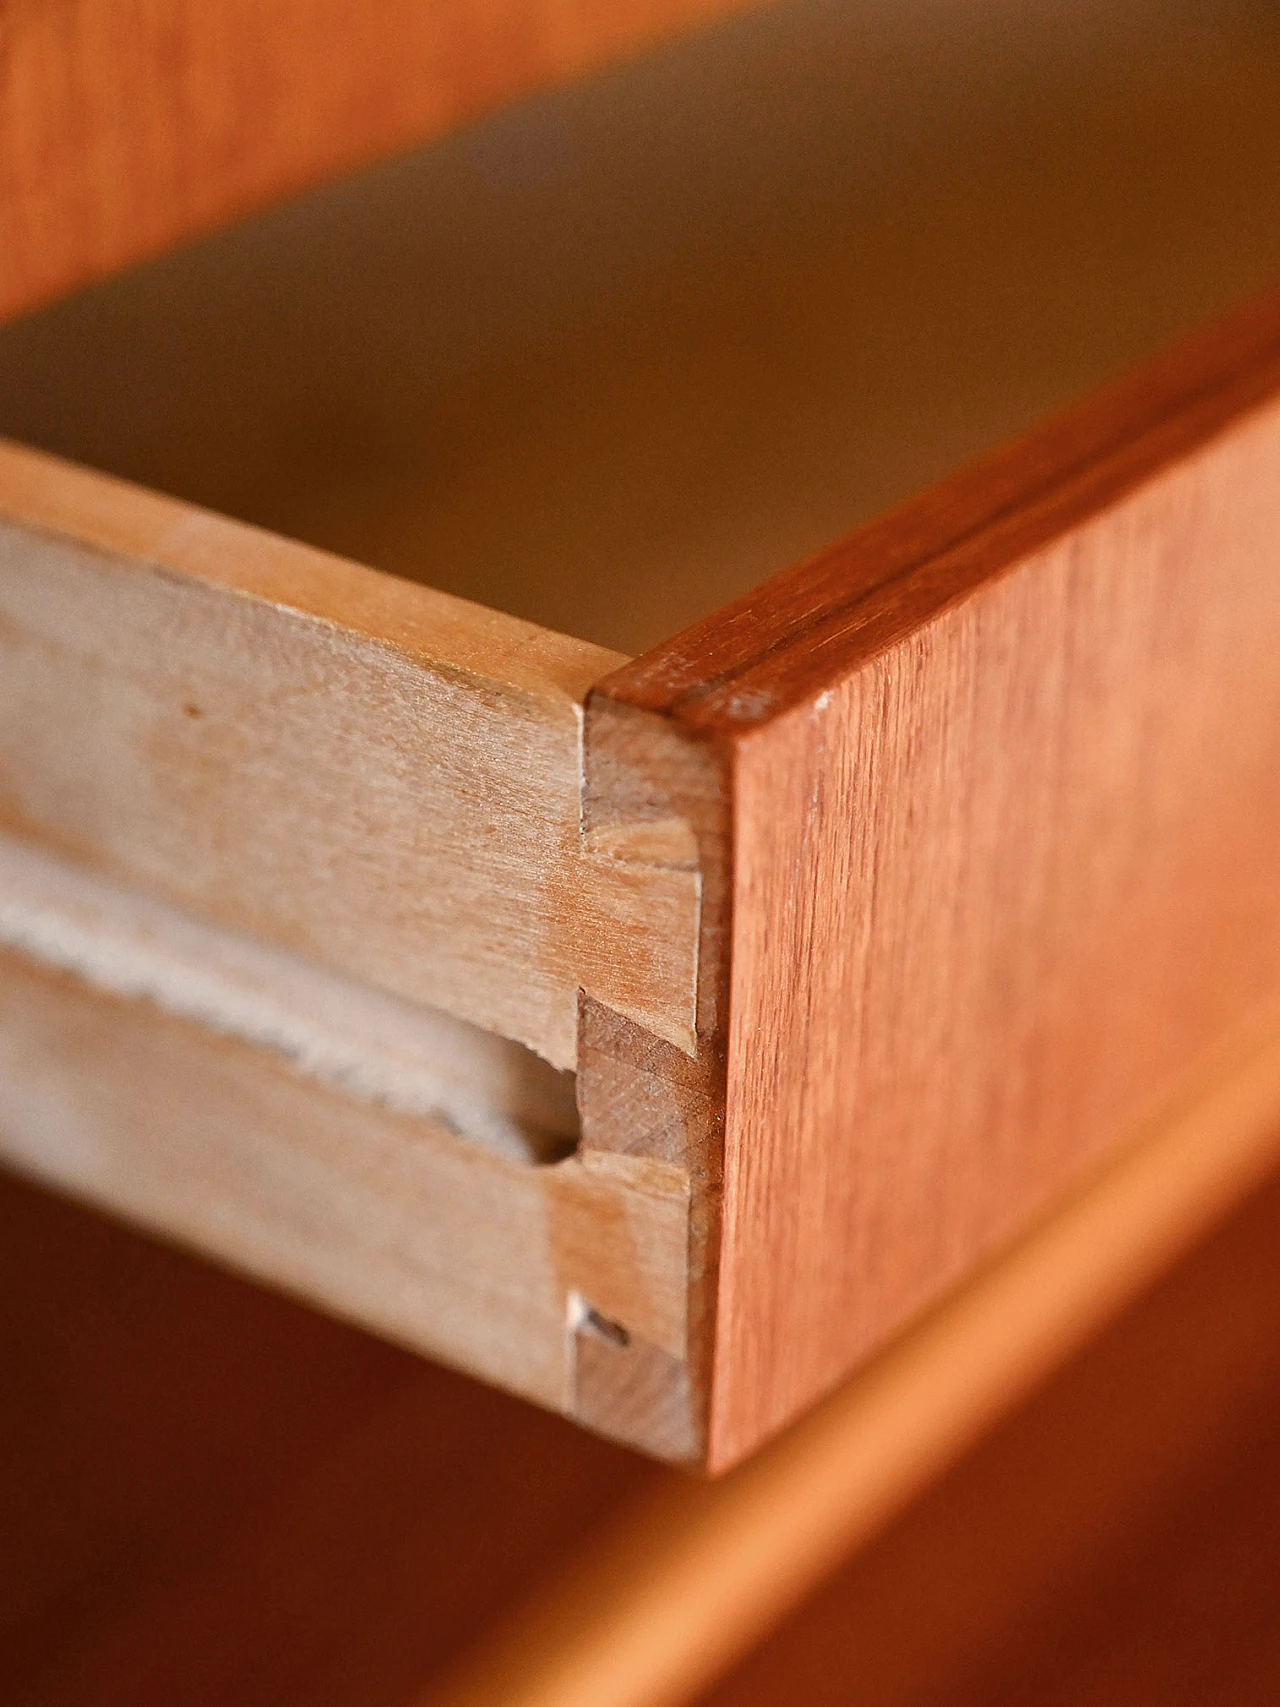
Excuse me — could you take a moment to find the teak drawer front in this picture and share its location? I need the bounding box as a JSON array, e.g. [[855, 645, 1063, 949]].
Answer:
[[3, 0, 1280, 1472]]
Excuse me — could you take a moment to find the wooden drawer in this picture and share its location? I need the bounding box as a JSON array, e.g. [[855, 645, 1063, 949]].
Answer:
[[3, 0, 1280, 1472]]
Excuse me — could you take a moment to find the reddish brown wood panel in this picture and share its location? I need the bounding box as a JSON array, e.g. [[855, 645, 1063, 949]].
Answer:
[[0, 0, 750, 325], [699, 1154, 1280, 1707], [599, 283, 1280, 1468]]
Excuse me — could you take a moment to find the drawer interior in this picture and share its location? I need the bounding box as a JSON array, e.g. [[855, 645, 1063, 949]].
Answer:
[[0, 0, 1277, 655]]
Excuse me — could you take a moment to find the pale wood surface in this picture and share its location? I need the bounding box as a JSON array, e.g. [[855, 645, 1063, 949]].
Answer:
[[0, 832, 580, 1163], [0, 0, 752, 325], [0, 438, 699, 1073], [0, 940, 689, 1429], [426, 1013, 1280, 1706], [577, 698, 734, 1458], [0, 417, 712, 1461]]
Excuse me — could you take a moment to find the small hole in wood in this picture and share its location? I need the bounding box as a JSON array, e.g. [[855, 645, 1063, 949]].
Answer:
[[581, 1307, 631, 1348]]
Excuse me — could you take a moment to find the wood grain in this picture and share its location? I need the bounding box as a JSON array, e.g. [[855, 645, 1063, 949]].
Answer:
[[0, 441, 712, 1458], [597, 281, 1280, 1467], [0, 831, 580, 1163], [0, 437, 699, 1072], [426, 1010, 1280, 1707], [701, 1136, 1280, 1707], [608, 281, 1280, 727], [0, 0, 752, 326], [576, 696, 733, 1463], [0, 938, 691, 1435]]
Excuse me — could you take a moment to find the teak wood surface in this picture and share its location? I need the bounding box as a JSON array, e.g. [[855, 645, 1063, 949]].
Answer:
[[2, 2, 1280, 1470], [698, 1139, 1280, 1707], [0, 0, 752, 324]]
